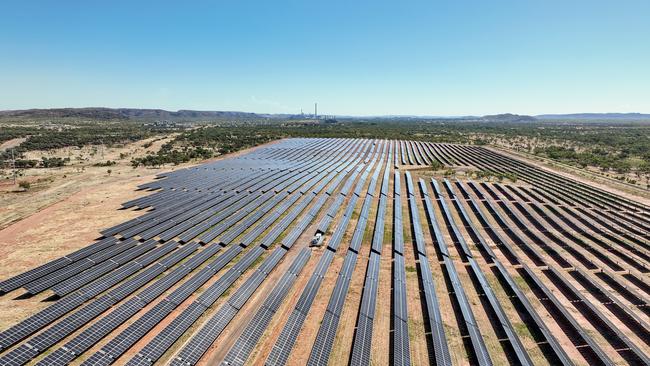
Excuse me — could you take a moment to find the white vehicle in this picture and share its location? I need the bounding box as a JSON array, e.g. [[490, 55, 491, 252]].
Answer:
[[310, 232, 323, 247]]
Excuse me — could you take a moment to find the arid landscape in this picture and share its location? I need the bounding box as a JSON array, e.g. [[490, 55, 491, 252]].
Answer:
[[2, 1, 650, 365], [1, 137, 648, 366]]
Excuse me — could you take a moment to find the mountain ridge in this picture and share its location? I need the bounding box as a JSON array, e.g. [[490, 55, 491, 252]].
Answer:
[[537, 113, 650, 120], [1, 108, 649, 121], [0, 108, 261, 120]]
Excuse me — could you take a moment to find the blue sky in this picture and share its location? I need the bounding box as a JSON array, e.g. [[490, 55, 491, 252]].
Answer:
[[1, 0, 649, 116]]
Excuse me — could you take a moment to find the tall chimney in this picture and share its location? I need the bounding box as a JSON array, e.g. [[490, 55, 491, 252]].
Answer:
[[314, 102, 318, 119]]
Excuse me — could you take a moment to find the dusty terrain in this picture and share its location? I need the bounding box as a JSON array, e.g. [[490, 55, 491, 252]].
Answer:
[[0, 138, 282, 330], [0, 135, 174, 230], [0, 136, 174, 328], [0, 138, 648, 366], [0, 137, 28, 152]]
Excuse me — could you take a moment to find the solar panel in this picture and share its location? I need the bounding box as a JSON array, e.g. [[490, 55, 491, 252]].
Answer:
[[5, 138, 645, 366]]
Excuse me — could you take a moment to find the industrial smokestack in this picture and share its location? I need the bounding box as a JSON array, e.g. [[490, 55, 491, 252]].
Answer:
[[314, 102, 318, 119]]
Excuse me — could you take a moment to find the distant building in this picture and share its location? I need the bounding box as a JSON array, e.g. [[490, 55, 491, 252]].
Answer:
[[145, 120, 178, 128]]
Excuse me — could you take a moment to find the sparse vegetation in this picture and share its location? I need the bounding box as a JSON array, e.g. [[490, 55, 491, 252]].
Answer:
[[2, 116, 649, 189], [0, 122, 155, 165], [429, 160, 443, 171], [93, 160, 117, 167], [443, 168, 456, 177], [472, 170, 518, 183], [130, 143, 213, 168], [41, 157, 69, 168]]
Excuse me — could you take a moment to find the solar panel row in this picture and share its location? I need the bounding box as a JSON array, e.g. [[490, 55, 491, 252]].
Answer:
[[410, 176, 452, 366], [0, 236, 120, 294], [307, 148, 386, 366], [421, 176, 492, 366], [0, 242, 191, 364], [439, 179, 534, 366], [449, 180, 576, 365], [390, 171, 411, 366], [448, 143, 649, 227], [22, 142, 342, 364], [465, 181, 632, 365], [221, 304, 275, 366], [121, 141, 369, 366], [266, 143, 381, 366], [36, 243, 217, 365], [349, 145, 391, 366], [22, 238, 138, 295], [471, 183, 650, 365], [1, 137, 648, 366]]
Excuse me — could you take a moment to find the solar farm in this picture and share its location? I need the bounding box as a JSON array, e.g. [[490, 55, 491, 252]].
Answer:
[[0, 137, 648, 366]]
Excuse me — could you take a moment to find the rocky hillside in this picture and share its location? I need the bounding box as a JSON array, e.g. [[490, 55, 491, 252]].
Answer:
[[0, 108, 262, 121]]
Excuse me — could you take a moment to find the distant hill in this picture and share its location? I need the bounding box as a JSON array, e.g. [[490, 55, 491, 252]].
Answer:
[[5, 108, 648, 122], [537, 113, 650, 120], [0, 108, 262, 121], [479, 113, 537, 122]]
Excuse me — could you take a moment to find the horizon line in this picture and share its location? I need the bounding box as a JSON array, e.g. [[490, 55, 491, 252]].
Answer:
[[2, 106, 650, 118]]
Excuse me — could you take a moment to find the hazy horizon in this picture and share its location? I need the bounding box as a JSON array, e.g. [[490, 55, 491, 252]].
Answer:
[[3, 106, 650, 118], [1, 0, 649, 116]]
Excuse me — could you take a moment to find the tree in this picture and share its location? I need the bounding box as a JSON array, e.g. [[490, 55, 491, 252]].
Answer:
[[107, 169, 112, 176], [18, 181, 31, 191], [429, 160, 443, 171], [443, 168, 456, 177], [41, 157, 67, 168], [613, 161, 631, 175], [639, 160, 650, 188]]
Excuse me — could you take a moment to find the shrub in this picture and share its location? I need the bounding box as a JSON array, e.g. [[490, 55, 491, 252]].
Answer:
[[94, 160, 116, 167], [41, 157, 68, 168], [429, 160, 444, 171]]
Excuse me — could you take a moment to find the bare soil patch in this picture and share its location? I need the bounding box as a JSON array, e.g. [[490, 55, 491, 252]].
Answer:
[[0, 139, 281, 330]]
